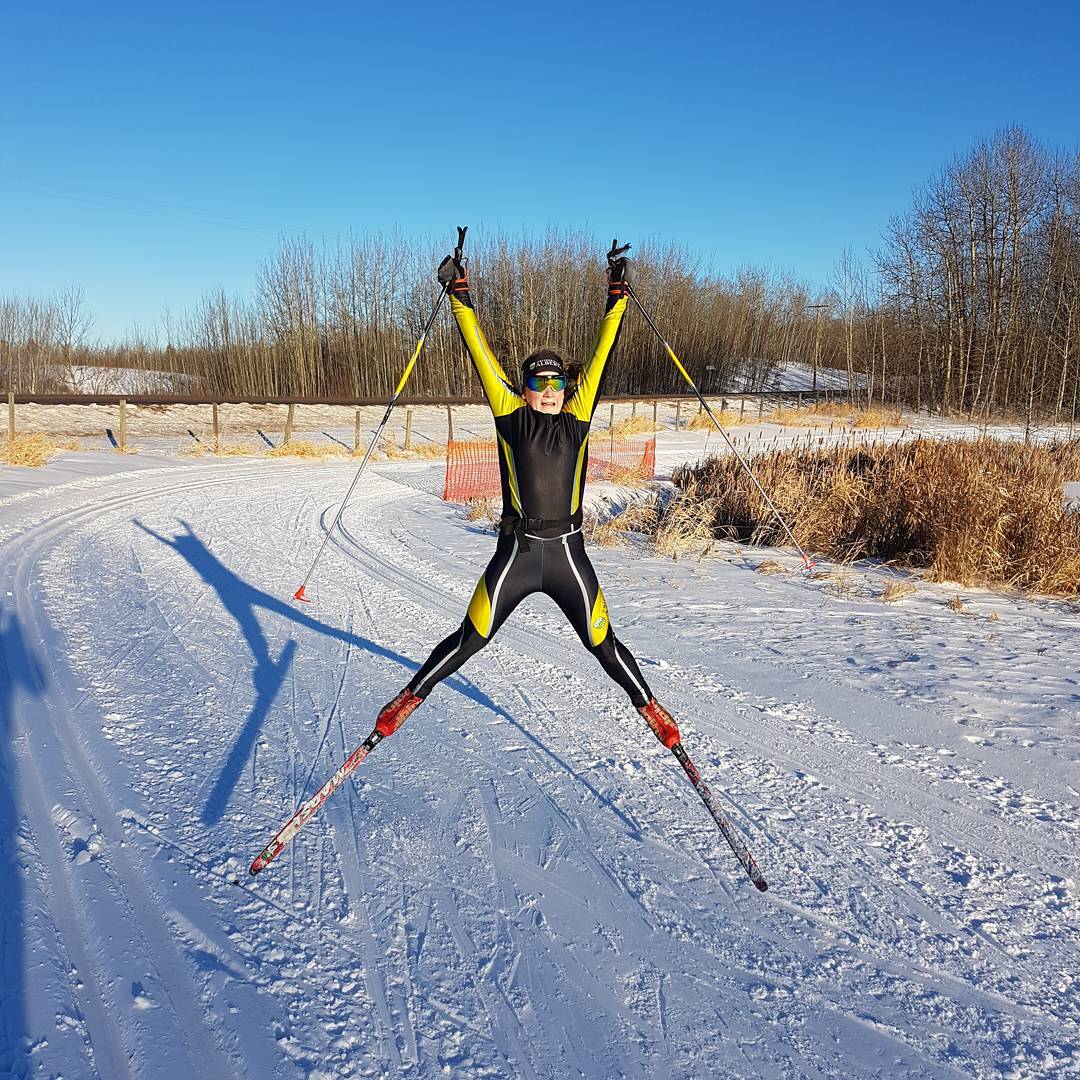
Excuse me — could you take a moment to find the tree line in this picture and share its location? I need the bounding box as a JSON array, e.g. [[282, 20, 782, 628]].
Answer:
[[875, 125, 1079, 421], [3, 126, 1078, 422]]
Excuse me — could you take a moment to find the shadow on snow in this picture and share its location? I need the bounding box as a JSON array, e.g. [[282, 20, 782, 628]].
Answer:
[[0, 606, 48, 1078], [137, 520, 636, 835]]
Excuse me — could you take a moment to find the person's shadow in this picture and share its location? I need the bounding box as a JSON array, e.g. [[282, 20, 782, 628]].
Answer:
[[138, 520, 638, 835], [136, 521, 416, 826], [0, 607, 48, 1077]]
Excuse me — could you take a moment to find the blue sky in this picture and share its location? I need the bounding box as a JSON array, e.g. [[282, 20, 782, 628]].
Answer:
[[2, 1, 1077, 341]]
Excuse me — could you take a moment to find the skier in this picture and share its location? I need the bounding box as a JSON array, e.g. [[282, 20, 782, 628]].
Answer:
[[251, 233, 767, 889], [372, 240, 684, 752]]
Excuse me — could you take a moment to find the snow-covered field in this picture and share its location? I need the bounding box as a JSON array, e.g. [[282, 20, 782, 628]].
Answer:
[[1, 441, 1078, 1078]]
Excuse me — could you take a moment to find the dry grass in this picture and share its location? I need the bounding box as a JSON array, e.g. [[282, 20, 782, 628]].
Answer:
[[671, 436, 1080, 597], [266, 439, 347, 460], [464, 497, 497, 521], [603, 462, 653, 487], [881, 580, 918, 603], [851, 409, 903, 428], [586, 481, 724, 560], [768, 407, 830, 427], [383, 435, 446, 460], [584, 511, 630, 548], [583, 501, 661, 549], [768, 403, 904, 429], [653, 481, 716, 559], [410, 441, 447, 459], [218, 441, 260, 457], [609, 415, 660, 436], [756, 559, 786, 575], [685, 409, 743, 431], [824, 569, 865, 599], [183, 439, 260, 457], [948, 594, 967, 613], [464, 498, 500, 529], [1, 432, 71, 466], [804, 401, 861, 420]]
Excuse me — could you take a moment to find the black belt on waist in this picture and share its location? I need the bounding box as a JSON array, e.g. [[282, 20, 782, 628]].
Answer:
[[498, 515, 578, 551]]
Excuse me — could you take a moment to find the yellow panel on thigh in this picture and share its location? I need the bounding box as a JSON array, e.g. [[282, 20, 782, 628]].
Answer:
[[467, 576, 493, 638], [589, 588, 610, 646]]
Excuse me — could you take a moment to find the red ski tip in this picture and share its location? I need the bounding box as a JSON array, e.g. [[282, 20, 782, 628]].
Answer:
[[293, 586, 311, 603]]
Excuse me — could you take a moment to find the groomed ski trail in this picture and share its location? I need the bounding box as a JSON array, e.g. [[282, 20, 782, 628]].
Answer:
[[1, 459, 1076, 1079]]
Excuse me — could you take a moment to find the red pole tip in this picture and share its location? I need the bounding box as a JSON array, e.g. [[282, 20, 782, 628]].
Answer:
[[293, 586, 311, 603]]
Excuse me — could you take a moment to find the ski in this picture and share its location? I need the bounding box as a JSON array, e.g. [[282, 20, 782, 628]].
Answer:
[[250, 730, 383, 875], [671, 743, 769, 891]]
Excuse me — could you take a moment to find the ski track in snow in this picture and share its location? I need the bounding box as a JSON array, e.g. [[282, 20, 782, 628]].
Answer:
[[0, 459, 1077, 1079]]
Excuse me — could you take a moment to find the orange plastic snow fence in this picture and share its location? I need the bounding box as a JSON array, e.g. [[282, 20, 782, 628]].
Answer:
[[443, 436, 656, 502]]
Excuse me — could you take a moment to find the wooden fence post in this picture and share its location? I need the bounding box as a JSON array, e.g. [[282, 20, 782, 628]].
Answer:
[[283, 402, 295, 445], [758, 395, 764, 420], [740, 398, 746, 420], [446, 404, 454, 442], [652, 400, 658, 427], [354, 407, 362, 453], [405, 407, 414, 450], [797, 392, 803, 411], [7, 391, 13, 441], [609, 402, 615, 429], [119, 398, 127, 451], [212, 403, 220, 451], [675, 400, 681, 430], [631, 400, 637, 417]]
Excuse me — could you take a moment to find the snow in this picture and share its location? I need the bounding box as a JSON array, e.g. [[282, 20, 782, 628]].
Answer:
[[1, 429, 1077, 1079], [727, 360, 861, 392], [63, 364, 196, 394]]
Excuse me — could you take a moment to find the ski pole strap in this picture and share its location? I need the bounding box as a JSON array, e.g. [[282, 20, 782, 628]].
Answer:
[[498, 514, 579, 552]]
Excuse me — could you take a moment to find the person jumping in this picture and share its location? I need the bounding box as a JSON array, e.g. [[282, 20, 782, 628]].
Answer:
[[251, 234, 767, 889], [373, 239, 683, 753]]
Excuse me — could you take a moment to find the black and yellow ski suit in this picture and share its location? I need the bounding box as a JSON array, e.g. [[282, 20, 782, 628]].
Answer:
[[409, 274, 654, 708]]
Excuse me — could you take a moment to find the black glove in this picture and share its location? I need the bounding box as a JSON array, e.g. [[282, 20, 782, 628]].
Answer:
[[437, 255, 463, 285], [607, 238, 631, 284], [438, 226, 468, 286]]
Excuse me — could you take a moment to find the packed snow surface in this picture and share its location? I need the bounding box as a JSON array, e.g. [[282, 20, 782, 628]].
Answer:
[[1, 448, 1077, 1079]]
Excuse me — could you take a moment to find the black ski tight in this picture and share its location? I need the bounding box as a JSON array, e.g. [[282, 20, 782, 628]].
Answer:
[[410, 530, 653, 707]]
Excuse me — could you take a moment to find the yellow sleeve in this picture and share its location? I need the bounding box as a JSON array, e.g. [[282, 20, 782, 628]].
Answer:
[[564, 291, 628, 422], [450, 292, 522, 418]]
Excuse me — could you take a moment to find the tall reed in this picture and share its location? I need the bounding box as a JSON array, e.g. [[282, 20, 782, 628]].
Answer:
[[671, 437, 1080, 596]]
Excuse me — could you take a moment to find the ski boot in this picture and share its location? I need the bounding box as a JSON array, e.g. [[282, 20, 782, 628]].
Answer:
[[637, 698, 681, 749], [375, 688, 423, 738]]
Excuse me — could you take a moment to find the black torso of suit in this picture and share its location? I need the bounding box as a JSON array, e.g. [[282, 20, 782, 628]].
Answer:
[[493, 406, 592, 536]]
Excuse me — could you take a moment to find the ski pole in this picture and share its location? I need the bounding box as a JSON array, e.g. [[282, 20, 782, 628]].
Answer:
[[625, 281, 815, 574], [292, 227, 466, 602]]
